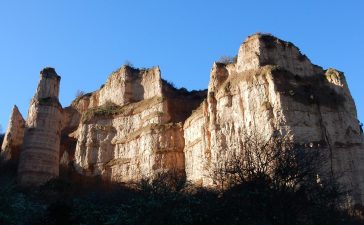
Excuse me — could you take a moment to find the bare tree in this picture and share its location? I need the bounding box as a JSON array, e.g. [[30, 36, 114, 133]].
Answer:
[[210, 132, 347, 224], [211, 132, 331, 192]]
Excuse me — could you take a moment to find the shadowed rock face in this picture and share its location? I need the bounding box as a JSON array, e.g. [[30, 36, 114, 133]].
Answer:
[[0, 105, 25, 161], [4, 33, 363, 205]]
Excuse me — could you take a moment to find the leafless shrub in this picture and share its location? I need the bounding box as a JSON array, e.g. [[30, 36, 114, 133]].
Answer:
[[75, 90, 86, 98], [211, 131, 329, 192], [209, 131, 351, 224], [124, 60, 134, 68], [139, 169, 187, 194], [217, 55, 237, 65]]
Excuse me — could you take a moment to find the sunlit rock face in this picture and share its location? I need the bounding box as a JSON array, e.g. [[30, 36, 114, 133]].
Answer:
[[18, 68, 63, 186], [98, 66, 164, 106], [4, 33, 363, 205], [183, 33, 364, 205], [66, 66, 206, 182], [236, 34, 322, 76]]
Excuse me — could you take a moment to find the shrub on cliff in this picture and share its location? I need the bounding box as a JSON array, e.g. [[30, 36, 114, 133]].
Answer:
[[217, 55, 237, 65], [75, 90, 86, 99], [82, 101, 123, 123]]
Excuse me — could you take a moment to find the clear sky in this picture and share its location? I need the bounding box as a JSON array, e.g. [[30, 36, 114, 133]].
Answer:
[[0, 0, 363, 131]]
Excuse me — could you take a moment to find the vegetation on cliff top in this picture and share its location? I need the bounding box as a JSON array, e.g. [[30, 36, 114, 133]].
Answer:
[[81, 97, 164, 123], [217, 55, 237, 65]]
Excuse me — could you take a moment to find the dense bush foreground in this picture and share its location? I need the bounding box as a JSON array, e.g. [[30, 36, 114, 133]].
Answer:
[[1, 134, 364, 225], [0, 165, 362, 225]]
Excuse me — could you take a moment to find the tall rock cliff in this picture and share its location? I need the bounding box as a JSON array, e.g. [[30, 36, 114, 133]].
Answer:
[[184, 33, 364, 204], [17, 68, 63, 186], [2, 33, 363, 205], [61, 66, 206, 182]]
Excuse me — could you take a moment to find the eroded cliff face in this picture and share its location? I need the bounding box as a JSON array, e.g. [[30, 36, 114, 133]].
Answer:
[[61, 66, 206, 182], [183, 33, 364, 205], [2, 33, 363, 205]]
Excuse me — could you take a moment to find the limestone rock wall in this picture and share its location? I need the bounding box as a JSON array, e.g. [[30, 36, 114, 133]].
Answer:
[[276, 67, 364, 203], [3, 33, 362, 205], [184, 65, 286, 186], [59, 106, 80, 167], [108, 123, 185, 182], [183, 102, 208, 185], [183, 33, 364, 205], [73, 97, 169, 179], [18, 68, 63, 186], [71, 67, 206, 182], [98, 66, 163, 106], [0, 105, 25, 161], [236, 33, 322, 76]]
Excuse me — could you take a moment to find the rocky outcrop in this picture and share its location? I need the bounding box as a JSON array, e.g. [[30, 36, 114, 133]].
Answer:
[[3, 33, 363, 205], [17, 68, 63, 186], [98, 66, 163, 106], [0, 105, 25, 161], [236, 34, 322, 76], [183, 33, 364, 205], [64, 66, 206, 182]]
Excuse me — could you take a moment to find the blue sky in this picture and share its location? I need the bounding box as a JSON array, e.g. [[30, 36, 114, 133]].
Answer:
[[0, 0, 363, 131]]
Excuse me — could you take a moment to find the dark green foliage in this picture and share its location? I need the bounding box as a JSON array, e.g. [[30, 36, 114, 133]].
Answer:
[[0, 162, 45, 225], [0, 150, 363, 224]]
